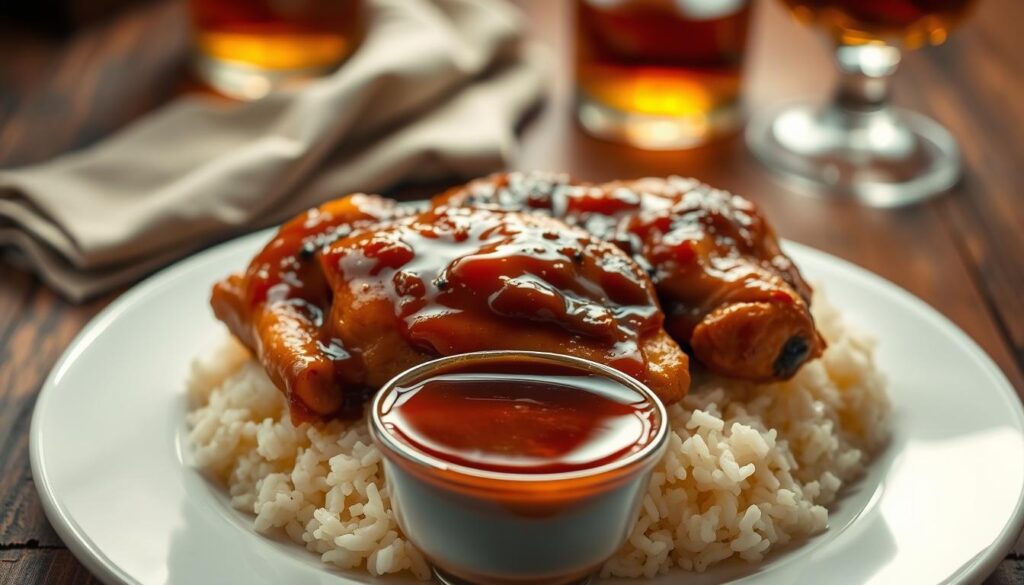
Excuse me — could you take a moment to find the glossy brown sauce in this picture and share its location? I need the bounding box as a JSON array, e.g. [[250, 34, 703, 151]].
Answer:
[[434, 173, 823, 382], [319, 207, 663, 378], [379, 361, 658, 474], [210, 195, 404, 420], [436, 173, 811, 309]]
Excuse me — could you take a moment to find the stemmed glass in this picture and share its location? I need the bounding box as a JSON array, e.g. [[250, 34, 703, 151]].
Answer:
[[746, 0, 977, 207]]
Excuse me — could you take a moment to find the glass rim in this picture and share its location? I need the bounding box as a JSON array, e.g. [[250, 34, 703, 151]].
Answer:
[[368, 350, 669, 485]]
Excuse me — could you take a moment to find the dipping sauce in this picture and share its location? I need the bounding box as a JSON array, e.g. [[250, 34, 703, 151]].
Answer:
[[378, 364, 659, 475], [371, 351, 669, 585]]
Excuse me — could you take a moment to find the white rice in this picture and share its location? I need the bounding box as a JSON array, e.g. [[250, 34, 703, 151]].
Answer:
[[186, 295, 889, 578]]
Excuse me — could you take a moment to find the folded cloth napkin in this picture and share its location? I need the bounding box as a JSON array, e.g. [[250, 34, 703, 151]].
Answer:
[[0, 0, 546, 302]]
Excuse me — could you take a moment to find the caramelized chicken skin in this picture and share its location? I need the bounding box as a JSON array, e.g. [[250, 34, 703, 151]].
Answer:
[[323, 206, 689, 400], [211, 194, 406, 421], [212, 202, 690, 423], [434, 172, 825, 382]]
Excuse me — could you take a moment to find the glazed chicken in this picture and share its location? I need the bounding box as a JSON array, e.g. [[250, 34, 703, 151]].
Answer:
[[434, 172, 825, 382], [212, 200, 690, 423], [211, 194, 408, 421], [213, 172, 822, 422]]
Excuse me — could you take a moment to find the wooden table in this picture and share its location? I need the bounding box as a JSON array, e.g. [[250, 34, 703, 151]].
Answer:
[[1, 0, 1022, 583]]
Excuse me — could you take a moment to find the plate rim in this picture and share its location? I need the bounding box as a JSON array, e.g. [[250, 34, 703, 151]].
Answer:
[[29, 230, 1024, 585], [29, 232, 262, 585]]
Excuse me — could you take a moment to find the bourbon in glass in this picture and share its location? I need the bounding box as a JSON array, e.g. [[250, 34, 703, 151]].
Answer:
[[575, 0, 751, 149], [189, 0, 363, 100], [782, 0, 976, 48]]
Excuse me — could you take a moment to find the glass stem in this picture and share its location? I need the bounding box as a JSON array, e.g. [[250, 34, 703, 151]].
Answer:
[[832, 43, 901, 112]]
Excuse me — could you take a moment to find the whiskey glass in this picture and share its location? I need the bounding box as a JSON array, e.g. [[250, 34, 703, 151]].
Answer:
[[188, 0, 363, 100], [746, 0, 976, 207]]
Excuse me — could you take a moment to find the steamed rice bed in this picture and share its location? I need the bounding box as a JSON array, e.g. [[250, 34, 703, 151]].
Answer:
[[187, 295, 889, 578]]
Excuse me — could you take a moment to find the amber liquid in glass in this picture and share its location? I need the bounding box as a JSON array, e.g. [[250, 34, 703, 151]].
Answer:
[[575, 0, 751, 149], [189, 0, 363, 99], [783, 0, 976, 48]]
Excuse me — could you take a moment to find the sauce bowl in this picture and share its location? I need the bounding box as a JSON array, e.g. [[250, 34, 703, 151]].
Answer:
[[369, 351, 669, 585]]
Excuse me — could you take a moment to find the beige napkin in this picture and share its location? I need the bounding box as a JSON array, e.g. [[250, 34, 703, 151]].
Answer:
[[0, 0, 547, 302]]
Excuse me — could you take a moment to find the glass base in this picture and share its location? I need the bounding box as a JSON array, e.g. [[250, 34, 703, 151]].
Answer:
[[746, 101, 961, 207], [192, 52, 336, 101], [576, 92, 741, 150]]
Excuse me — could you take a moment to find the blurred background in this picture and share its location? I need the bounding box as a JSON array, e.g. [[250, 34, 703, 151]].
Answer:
[[0, 0, 1022, 583]]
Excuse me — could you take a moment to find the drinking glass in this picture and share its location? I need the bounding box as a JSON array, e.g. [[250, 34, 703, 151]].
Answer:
[[189, 0, 363, 100], [746, 0, 976, 207], [575, 0, 752, 150]]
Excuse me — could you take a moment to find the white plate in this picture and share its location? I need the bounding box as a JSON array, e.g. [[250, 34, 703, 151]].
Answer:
[[31, 229, 1024, 585]]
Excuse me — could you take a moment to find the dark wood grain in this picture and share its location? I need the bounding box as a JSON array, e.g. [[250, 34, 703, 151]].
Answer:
[[0, 550, 103, 585], [0, 0, 1022, 582], [917, 1, 1024, 374], [983, 556, 1024, 585], [0, 0, 187, 168], [0, 282, 116, 548]]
